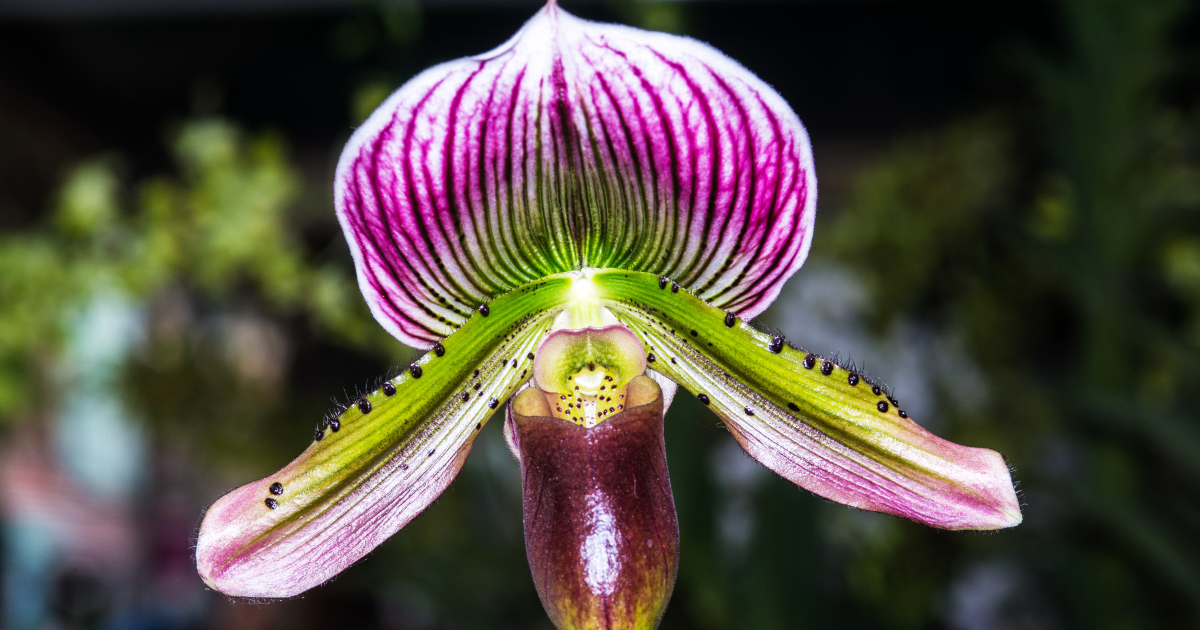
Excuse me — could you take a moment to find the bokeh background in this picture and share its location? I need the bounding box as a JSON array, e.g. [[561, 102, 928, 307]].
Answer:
[[1, 0, 1198, 628]]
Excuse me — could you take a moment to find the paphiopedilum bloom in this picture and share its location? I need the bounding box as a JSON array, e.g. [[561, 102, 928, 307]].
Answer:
[[196, 3, 1022, 627]]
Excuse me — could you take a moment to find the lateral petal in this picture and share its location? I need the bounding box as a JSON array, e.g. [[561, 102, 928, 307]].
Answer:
[[593, 270, 1021, 530], [196, 276, 572, 597]]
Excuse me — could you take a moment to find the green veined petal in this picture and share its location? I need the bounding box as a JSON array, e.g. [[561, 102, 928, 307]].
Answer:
[[335, 4, 816, 348], [196, 274, 572, 597], [592, 269, 1021, 531]]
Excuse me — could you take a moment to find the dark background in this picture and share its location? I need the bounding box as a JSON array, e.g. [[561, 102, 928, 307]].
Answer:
[[0, 0, 1197, 628]]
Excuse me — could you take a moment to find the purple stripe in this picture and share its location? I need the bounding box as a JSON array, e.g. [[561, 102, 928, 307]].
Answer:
[[334, 4, 817, 346]]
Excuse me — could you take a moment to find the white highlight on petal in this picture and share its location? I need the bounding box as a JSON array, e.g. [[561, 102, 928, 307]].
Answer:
[[582, 490, 622, 596]]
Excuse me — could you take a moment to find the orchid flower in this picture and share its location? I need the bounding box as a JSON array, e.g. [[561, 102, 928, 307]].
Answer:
[[195, 4, 1022, 627]]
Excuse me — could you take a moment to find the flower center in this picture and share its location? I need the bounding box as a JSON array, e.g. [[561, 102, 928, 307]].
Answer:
[[532, 278, 647, 426]]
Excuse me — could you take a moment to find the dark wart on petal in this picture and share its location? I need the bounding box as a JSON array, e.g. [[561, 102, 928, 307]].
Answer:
[[269, 482, 284, 495], [478, 303, 490, 317], [658, 276, 668, 289], [488, 398, 499, 409], [724, 312, 737, 328], [788, 402, 799, 411], [872, 385, 881, 395], [670, 282, 679, 293], [647, 353, 656, 363], [410, 364, 423, 378], [848, 373, 860, 386], [433, 342, 445, 357], [698, 393, 710, 405], [768, 336, 784, 354], [264, 498, 278, 509], [899, 409, 909, 418], [877, 401, 890, 413], [314, 427, 325, 441], [803, 354, 816, 369], [382, 381, 396, 396], [329, 419, 341, 432], [820, 360, 834, 376], [356, 398, 372, 414], [744, 407, 755, 416]]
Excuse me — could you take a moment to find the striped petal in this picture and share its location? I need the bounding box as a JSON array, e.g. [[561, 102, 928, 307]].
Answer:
[[335, 3, 816, 348], [592, 270, 1022, 530], [196, 276, 572, 597]]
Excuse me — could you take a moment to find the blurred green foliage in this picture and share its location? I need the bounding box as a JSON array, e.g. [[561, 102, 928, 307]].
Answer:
[[819, 0, 1200, 626], [2, 0, 1198, 628], [0, 119, 390, 425]]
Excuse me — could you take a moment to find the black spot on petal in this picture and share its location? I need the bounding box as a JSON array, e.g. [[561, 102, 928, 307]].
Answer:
[[670, 282, 679, 293], [461, 392, 470, 402], [488, 398, 499, 409], [820, 361, 833, 376], [478, 304, 490, 317], [647, 353, 656, 363], [872, 385, 881, 395], [899, 409, 908, 418], [410, 365, 423, 379], [428, 449, 436, 457], [356, 398, 372, 414], [848, 373, 860, 386], [383, 382, 396, 396], [744, 407, 755, 416], [803, 354, 816, 369], [314, 427, 325, 441], [265, 498, 278, 509], [698, 394, 710, 405], [724, 312, 736, 327], [768, 337, 783, 354], [527, 352, 534, 360], [877, 401, 889, 413], [433, 343, 445, 357], [329, 419, 341, 432], [659, 277, 668, 289], [269, 482, 283, 495], [788, 402, 799, 411]]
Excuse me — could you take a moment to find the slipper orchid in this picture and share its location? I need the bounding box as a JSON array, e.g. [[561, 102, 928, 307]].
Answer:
[[195, 3, 1022, 627]]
